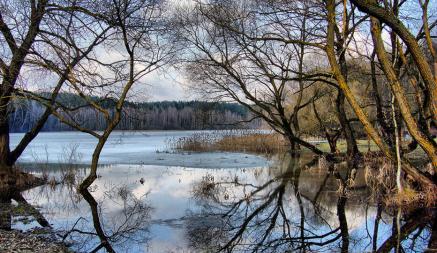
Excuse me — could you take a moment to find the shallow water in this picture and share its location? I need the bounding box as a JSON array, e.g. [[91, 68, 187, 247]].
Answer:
[[2, 131, 436, 252]]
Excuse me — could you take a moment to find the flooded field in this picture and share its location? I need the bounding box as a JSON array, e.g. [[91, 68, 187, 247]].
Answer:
[[2, 131, 436, 252]]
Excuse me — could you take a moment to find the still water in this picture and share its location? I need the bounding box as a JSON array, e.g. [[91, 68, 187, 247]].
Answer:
[[3, 131, 436, 252]]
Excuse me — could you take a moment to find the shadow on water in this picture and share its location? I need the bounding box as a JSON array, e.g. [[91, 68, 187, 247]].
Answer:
[[1, 154, 436, 252], [184, 153, 437, 253]]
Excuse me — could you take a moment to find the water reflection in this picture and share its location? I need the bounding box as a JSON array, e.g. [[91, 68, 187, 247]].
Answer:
[[1, 157, 436, 252], [0, 180, 151, 252], [61, 188, 151, 252], [185, 154, 436, 252], [0, 186, 51, 230]]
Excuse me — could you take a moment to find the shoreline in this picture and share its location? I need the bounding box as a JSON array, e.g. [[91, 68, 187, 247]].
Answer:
[[0, 229, 71, 253]]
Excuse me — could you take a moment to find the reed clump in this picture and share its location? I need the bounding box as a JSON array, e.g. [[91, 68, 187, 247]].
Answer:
[[168, 130, 288, 155], [192, 173, 218, 200], [364, 153, 436, 207]]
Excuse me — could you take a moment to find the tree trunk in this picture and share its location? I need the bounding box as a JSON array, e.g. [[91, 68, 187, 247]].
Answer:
[[371, 51, 395, 148], [336, 90, 359, 158], [0, 121, 10, 167], [370, 16, 437, 171], [0, 188, 12, 230], [429, 216, 437, 252], [337, 194, 349, 253], [326, 130, 340, 154], [291, 118, 301, 150], [80, 189, 116, 253], [0, 105, 12, 177], [334, 19, 360, 159], [350, 0, 437, 125], [325, 0, 435, 187]]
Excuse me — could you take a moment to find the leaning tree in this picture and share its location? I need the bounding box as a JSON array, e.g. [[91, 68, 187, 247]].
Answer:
[[0, 0, 112, 185], [24, 0, 175, 190]]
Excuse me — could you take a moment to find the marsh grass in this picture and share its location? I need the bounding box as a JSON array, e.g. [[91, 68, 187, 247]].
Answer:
[[364, 153, 436, 207], [168, 130, 288, 155]]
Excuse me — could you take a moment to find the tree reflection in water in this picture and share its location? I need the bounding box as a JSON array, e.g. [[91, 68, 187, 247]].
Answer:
[[0, 183, 152, 253], [1, 159, 436, 252], [0, 186, 51, 230], [60, 187, 152, 252], [186, 154, 436, 252]]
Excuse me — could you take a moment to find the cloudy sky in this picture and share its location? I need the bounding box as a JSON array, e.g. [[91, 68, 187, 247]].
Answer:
[[140, 68, 193, 101]]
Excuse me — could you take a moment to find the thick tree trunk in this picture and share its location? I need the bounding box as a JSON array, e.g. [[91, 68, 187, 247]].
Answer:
[[0, 188, 12, 230], [0, 122, 10, 167], [429, 216, 437, 252], [0, 107, 13, 187], [0, 102, 11, 168], [434, 61, 437, 84], [350, 0, 437, 125], [325, 0, 435, 187], [370, 17, 437, 171]]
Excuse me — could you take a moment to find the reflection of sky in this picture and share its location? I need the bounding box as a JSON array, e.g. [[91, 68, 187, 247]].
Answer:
[[14, 161, 432, 252], [18, 165, 271, 252]]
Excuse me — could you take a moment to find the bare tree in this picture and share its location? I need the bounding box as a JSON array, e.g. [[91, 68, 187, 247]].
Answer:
[[23, 0, 174, 190], [0, 0, 49, 177], [0, 0, 111, 186], [179, 1, 334, 157]]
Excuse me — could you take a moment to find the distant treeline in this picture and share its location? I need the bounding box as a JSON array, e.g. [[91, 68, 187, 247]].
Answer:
[[9, 93, 261, 132]]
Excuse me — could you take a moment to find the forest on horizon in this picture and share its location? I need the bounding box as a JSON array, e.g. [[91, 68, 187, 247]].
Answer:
[[9, 93, 260, 132]]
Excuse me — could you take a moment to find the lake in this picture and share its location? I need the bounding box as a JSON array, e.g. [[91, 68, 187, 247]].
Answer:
[[3, 131, 436, 252]]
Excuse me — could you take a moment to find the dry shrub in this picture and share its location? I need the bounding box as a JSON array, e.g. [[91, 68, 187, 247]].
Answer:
[[364, 157, 396, 197], [385, 188, 418, 207], [169, 132, 216, 152], [60, 169, 77, 186], [48, 176, 58, 189], [169, 130, 288, 155], [384, 186, 436, 207], [192, 173, 219, 201], [364, 153, 436, 207]]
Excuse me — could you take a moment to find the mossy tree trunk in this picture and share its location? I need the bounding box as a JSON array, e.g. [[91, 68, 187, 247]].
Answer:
[[370, 15, 437, 172], [325, 0, 435, 187]]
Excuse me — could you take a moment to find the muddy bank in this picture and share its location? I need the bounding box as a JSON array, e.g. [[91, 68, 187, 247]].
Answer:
[[0, 229, 71, 253]]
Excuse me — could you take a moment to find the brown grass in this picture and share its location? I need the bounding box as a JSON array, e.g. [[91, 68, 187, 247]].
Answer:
[[168, 130, 288, 155], [364, 153, 436, 207]]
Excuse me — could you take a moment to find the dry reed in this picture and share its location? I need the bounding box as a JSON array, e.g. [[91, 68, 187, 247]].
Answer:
[[364, 153, 436, 207], [168, 130, 288, 155]]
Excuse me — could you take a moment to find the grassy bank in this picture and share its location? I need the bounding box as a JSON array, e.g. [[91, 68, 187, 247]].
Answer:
[[315, 139, 380, 153]]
